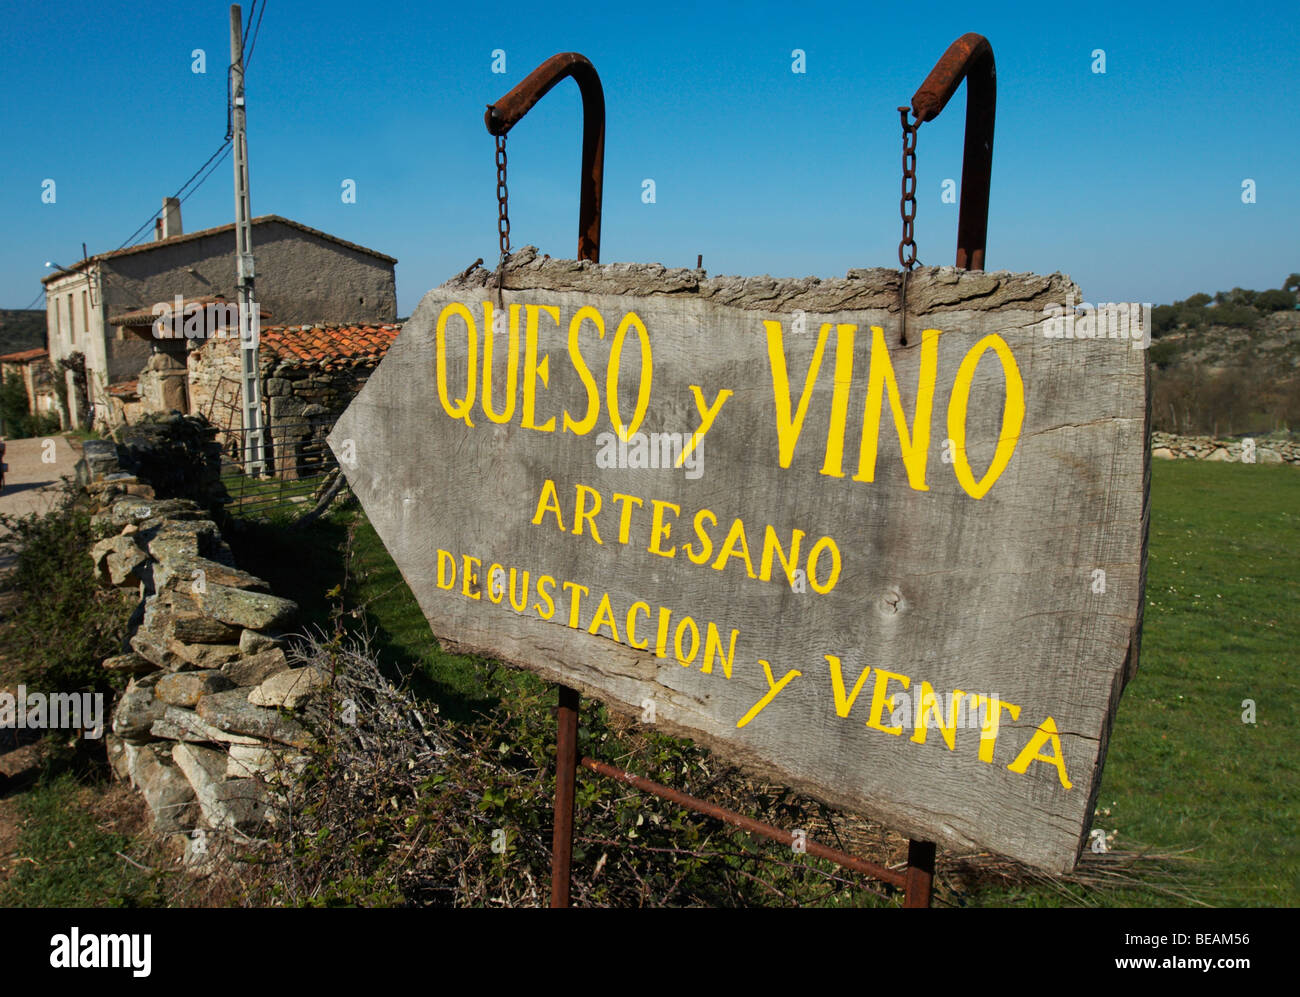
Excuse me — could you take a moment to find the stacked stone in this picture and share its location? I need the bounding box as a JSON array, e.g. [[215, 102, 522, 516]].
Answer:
[[1150, 431, 1299, 465], [264, 364, 373, 481], [80, 441, 326, 860]]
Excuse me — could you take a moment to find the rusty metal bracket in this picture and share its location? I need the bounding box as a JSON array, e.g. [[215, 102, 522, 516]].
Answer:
[[484, 52, 606, 264], [908, 33, 995, 271]]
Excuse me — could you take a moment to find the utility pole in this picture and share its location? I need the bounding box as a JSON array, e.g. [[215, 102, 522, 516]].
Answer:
[[230, 4, 266, 474]]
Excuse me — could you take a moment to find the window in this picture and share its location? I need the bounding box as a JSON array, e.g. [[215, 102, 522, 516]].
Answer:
[[68, 294, 76, 343], [82, 290, 89, 337]]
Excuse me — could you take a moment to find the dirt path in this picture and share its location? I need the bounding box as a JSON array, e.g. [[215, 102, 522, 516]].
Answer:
[[0, 435, 81, 581], [0, 435, 81, 520]]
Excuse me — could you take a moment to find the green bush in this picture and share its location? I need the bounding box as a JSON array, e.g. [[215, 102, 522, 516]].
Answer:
[[1255, 289, 1296, 312], [0, 488, 127, 696], [0, 373, 61, 437], [1210, 303, 1259, 328]]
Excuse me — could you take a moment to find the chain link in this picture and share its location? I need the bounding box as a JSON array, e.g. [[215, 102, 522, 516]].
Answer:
[[493, 130, 510, 302], [495, 132, 511, 261], [898, 107, 920, 271], [897, 107, 922, 347]]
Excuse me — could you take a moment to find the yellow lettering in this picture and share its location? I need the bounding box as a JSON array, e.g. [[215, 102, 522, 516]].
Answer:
[[461, 555, 481, 601], [820, 324, 857, 477], [826, 654, 871, 718], [654, 606, 671, 658], [522, 304, 559, 432], [765, 319, 834, 468], [573, 485, 604, 544], [531, 479, 565, 531], [564, 306, 605, 435], [610, 492, 643, 545], [674, 617, 700, 666], [562, 581, 589, 629], [909, 683, 965, 750], [648, 499, 680, 557], [759, 525, 804, 585], [807, 536, 841, 594], [627, 601, 651, 650], [682, 508, 717, 565], [865, 668, 911, 735], [971, 694, 1022, 763], [534, 575, 557, 619], [947, 333, 1025, 500], [587, 592, 620, 642], [508, 568, 530, 612], [737, 659, 802, 729], [436, 549, 456, 590], [435, 303, 477, 426], [680, 385, 733, 465], [711, 518, 756, 578], [700, 623, 738, 679], [1007, 716, 1072, 789], [854, 325, 939, 491], [481, 301, 520, 423], [607, 311, 653, 440]]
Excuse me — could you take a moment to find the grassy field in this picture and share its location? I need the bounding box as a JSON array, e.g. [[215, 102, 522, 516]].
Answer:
[[337, 458, 1299, 907]]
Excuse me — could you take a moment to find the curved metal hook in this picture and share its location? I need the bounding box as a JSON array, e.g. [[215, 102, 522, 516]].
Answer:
[[485, 52, 606, 264], [909, 33, 996, 271]]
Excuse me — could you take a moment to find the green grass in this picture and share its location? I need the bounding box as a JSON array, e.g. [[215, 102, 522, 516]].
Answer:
[[0, 774, 165, 908]]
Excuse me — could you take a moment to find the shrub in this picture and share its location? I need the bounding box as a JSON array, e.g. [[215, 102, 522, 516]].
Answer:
[[0, 487, 127, 697], [1255, 289, 1296, 313]]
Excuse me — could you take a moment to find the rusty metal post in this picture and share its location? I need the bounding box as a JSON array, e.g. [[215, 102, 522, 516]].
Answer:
[[484, 53, 606, 908], [550, 685, 580, 907], [903, 838, 936, 907], [485, 52, 605, 263], [909, 33, 996, 271]]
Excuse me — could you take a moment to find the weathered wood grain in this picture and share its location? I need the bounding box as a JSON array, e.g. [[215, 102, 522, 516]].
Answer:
[[330, 249, 1148, 872]]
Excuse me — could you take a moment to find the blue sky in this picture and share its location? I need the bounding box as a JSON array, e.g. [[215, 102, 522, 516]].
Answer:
[[2, 0, 1296, 316]]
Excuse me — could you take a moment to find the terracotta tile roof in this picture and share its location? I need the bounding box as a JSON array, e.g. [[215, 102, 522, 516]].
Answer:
[[42, 214, 397, 284], [258, 323, 401, 368], [0, 347, 48, 363], [107, 379, 139, 398]]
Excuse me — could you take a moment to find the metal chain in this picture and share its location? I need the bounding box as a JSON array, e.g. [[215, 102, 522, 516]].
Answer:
[[897, 107, 920, 346], [494, 131, 511, 301], [898, 106, 920, 270]]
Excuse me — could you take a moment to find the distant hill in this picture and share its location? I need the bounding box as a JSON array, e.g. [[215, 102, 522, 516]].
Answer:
[[0, 309, 47, 356], [1149, 299, 1300, 438]]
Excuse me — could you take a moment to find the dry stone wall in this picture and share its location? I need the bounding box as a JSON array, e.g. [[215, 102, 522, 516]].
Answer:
[[80, 431, 325, 862], [1150, 431, 1299, 465]]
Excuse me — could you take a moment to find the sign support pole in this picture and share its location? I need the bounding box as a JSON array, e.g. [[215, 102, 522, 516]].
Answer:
[[550, 685, 580, 908]]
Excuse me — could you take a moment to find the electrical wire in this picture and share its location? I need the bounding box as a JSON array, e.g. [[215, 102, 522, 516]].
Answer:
[[113, 138, 233, 251], [244, 1, 266, 69]]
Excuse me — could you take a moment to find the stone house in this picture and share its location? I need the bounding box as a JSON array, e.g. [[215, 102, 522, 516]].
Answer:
[[0, 347, 58, 431], [188, 321, 401, 478], [40, 199, 397, 429]]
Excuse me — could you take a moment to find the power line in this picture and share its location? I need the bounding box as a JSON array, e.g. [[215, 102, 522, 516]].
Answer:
[[181, 142, 232, 205], [113, 137, 233, 251], [244, 0, 267, 69]]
